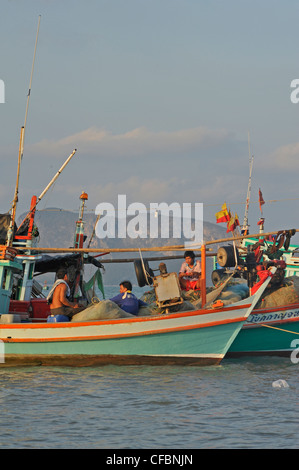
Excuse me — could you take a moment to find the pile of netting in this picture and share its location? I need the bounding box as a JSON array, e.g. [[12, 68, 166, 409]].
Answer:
[[71, 300, 135, 322], [256, 276, 299, 309], [71, 275, 299, 322]]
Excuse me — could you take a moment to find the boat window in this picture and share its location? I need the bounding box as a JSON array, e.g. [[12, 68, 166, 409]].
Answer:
[[29, 263, 34, 280], [2, 268, 7, 290]]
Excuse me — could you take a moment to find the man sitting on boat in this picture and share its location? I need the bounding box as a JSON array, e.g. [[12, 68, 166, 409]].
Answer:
[[179, 250, 201, 291], [110, 281, 147, 315], [47, 268, 86, 319]]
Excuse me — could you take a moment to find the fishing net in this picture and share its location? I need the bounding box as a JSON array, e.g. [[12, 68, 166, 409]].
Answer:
[[256, 276, 299, 309], [83, 269, 105, 301], [217, 283, 249, 306], [71, 299, 134, 321]]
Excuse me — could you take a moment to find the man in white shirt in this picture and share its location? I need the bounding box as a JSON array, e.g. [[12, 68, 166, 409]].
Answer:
[[179, 251, 201, 291]]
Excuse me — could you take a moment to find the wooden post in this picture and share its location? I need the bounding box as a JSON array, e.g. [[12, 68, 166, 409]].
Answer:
[[201, 244, 206, 307]]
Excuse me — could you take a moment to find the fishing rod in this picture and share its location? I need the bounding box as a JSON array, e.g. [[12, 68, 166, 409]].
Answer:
[[7, 16, 41, 247], [23, 15, 41, 156]]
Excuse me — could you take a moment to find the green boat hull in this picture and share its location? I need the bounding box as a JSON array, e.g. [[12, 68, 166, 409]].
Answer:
[[2, 320, 245, 366], [227, 307, 299, 357]]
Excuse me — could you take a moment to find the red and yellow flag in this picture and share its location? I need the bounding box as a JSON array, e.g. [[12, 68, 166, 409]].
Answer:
[[215, 203, 230, 223], [226, 212, 240, 233]]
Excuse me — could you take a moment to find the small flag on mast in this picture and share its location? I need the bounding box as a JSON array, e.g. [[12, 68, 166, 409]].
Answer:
[[258, 189, 265, 213], [226, 212, 240, 233], [215, 203, 230, 223]]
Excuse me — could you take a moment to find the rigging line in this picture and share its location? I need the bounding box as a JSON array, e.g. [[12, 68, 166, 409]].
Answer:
[[22, 15, 41, 158], [260, 323, 299, 335], [203, 198, 299, 207], [35, 196, 299, 213]]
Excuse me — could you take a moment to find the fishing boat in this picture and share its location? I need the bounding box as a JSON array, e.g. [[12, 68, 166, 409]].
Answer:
[[227, 301, 299, 358], [207, 150, 299, 357], [0, 184, 272, 368], [2, 168, 298, 365], [0, 246, 274, 367], [0, 102, 277, 368], [208, 232, 299, 358], [226, 235, 299, 358]]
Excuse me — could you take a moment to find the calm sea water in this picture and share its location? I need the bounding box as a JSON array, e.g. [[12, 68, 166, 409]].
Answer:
[[0, 358, 298, 449], [0, 286, 298, 449]]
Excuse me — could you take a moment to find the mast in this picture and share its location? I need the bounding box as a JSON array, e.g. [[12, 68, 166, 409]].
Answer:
[[6, 16, 41, 247], [241, 139, 254, 235], [74, 191, 88, 249]]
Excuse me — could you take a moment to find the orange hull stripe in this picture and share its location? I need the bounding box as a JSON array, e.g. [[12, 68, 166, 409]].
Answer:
[[252, 303, 299, 315], [3, 316, 246, 343], [0, 304, 251, 330]]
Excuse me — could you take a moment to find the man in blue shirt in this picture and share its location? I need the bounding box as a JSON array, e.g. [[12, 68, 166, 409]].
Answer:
[[110, 280, 147, 315]]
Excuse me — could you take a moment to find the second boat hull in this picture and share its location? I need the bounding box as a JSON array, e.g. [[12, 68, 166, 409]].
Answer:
[[227, 303, 299, 357]]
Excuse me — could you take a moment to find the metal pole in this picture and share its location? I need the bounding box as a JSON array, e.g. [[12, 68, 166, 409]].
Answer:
[[17, 149, 77, 232], [36, 149, 77, 204], [6, 127, 25, 246], [6, 16, 41, 246]]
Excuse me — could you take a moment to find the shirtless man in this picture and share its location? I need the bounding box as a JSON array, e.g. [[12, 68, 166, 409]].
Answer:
[[47, 268, 85, 319]]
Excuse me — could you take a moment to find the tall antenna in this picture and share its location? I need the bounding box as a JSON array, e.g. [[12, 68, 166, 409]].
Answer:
[[241, 132, 254, 235], [6, 16, 41, 247], [23, 15, 41, 158]]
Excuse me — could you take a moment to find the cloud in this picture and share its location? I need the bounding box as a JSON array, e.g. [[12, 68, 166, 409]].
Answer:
[[51, 176, 180, 209], [27, 125, 233, 159], [0, 185, 12, 213], [267, 142, 299, 170]]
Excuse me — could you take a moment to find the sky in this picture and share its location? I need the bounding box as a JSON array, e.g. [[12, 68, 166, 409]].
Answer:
[[1, 0, 299, 243]]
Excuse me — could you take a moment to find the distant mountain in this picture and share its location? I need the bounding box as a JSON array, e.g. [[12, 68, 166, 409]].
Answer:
[[18, 208, 228, 248], [17, 208, 228, 287]]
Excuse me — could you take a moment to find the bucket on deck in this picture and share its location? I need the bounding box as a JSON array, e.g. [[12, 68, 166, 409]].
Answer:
[[47, 314, 70, 323]]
